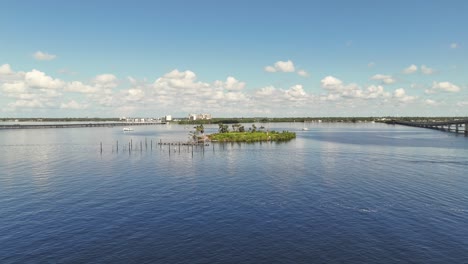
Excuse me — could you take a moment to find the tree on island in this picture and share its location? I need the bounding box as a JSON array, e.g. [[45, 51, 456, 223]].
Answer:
[[218, 124, 229, 133], [189, 124, 205, 142]]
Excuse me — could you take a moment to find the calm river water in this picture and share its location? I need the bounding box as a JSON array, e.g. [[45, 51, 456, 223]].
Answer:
[[1, 123, 467, 263]]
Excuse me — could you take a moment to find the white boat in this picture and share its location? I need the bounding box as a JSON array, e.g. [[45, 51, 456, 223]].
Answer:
[[123, 127, 134, 131], [302, 127, 309, 131]]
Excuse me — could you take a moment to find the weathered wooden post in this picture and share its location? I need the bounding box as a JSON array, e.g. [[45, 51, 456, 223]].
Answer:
[[100, 142, 102, 154], [116, 140, 119, 153]]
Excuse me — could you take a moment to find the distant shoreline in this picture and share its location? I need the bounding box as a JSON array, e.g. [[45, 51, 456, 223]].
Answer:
[[1, 116, 466, 124]]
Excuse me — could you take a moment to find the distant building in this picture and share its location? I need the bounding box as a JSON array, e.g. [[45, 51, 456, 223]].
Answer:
[[164, 115, 172, 122], [189, 113, 212, 121]]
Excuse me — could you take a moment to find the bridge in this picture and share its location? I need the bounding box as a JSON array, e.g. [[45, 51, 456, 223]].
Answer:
[[0, 122, 166, 130], [387, 119, 468, 135]]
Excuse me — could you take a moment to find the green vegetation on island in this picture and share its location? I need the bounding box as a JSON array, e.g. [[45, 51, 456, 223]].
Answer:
[[190, 124, 296, 143]]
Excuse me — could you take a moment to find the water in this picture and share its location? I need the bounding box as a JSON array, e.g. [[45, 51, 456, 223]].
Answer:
[[1, 123, 467, 263]]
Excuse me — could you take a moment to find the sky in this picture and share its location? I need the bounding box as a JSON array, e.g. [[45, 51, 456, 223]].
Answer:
[[0, 0, 467, 118]]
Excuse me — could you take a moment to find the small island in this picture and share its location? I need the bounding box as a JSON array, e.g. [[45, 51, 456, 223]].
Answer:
[[191, 124, 296, 143]]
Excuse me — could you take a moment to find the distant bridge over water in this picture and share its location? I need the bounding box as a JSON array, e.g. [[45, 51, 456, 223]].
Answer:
[[0, 122, 166, 130], [387, 119, 468, 135]]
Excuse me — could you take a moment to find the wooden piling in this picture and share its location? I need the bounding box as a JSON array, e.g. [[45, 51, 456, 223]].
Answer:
[[117, 140, 119, 153], [100, 142, 102, 153]]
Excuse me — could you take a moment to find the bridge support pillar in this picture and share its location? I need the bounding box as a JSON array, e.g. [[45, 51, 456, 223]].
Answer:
[[456, 124, 459, 133], [465, 123, 468, 136]]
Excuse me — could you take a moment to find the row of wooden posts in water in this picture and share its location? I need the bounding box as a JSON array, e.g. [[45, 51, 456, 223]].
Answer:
[[99, 139, 218, 156]]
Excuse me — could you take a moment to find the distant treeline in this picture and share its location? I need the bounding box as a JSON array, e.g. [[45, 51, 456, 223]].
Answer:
[[1, 116, 466, 123], [177, 116, 467, 124], [0, 118, 120, 122]]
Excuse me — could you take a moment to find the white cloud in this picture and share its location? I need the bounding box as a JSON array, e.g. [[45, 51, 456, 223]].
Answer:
[[320, 76, 390, 101], [421, 65, 435, 75], [125, 88, 145, 102], [60, 100, 88, 110], [215, 76, 246, 91], [297, 70, 309, 77], [256, 86, 276, 96], [456, 101, 468, 107], [365, 85, 391, 99], [426, 81, 460, 94], [450, 43, 459, 49], [403, 64, 418, 74], [93, 74, 118, 88], [424, 99, 439, 106], [264, 60, 295, 73], [393, 88, 417, 102], [25, 69, 64, 89], [65, 81, 98, 94], [33, 51, 57, 61], [371, 74, 396, 84], [8, 99, 44, 109], [2, 82, 27, 93], [321, 76, 343, 90], [285, 84, 307, 99], [0, 64, 14, 75], [155, 69, 207, 90]]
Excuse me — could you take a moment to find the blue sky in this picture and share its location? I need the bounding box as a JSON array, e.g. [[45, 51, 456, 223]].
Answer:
[[0, 0, 467, 117]]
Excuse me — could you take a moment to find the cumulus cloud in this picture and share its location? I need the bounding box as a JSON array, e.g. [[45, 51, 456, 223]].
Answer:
[[393, 88, 417, 102], [456, 101, 468, 107], [285, 84, 307, 99], [25, 69, 64, 89], [421, 65, 435, 75], [403, 64, 418, 74], [321, 76, 343, 90], [93, 74, 118, 88], [2, 82, 27, 93], [8, 99, 44, 109], [255, 86, 277, 97], [60, 100, 88, 109], [65, 81, 99, 94], [371, 74, 396, 84], [424, 99, 439, 106], [215, 76, 246, 91], [33, 51, 57, 61], [320, 76, 390, 101], [125, 88, 145, 102], [3, 63, 461, 117], [297, 70, 309, 77], [0, 64, 14, 75], [425, 81, 460, 94], [264, 60, 295, 73]]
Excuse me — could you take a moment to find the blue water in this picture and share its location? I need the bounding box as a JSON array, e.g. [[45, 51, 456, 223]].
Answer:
[[1, 123, 467, 263]]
